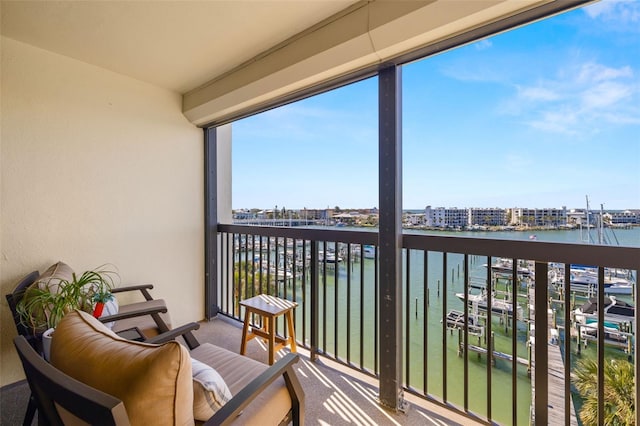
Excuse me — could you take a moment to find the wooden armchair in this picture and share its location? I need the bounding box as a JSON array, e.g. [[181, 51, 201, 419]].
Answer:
[[14, 310, 305, 425], [6, 267, 171, 426], [5, 265, 173, 347]]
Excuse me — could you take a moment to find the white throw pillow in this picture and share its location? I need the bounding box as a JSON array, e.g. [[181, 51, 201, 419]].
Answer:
[[191, 358, 233, 420]]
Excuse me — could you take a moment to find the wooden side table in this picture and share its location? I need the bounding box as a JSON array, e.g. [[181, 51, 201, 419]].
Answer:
[[240, 294, 298, 365]]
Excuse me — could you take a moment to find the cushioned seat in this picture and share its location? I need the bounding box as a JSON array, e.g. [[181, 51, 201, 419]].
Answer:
[[191, 344, 292, 425], [32, 310, 304, 425]]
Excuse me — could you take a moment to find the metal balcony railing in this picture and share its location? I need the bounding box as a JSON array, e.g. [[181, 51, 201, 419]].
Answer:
[[217, 224, 640, 425]]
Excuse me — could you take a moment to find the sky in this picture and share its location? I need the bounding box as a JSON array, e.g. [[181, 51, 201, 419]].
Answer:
[[232, 0, 640, 211]]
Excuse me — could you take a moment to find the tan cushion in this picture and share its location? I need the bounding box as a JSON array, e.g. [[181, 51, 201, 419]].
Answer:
[[191, 343, 291, 425], [35, 261, 74, 294], [51, 310, 194, 425]]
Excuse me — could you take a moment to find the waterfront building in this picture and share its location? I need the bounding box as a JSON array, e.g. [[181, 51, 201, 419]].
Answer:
[[608, 210, 640, 225], [511, 206, 567, 227], [566, 209, 587, 226], [468, 207, 507, 227], [232, 209, 256, 220], [404, 212, 425, 226], [424, 206, 468, 228]]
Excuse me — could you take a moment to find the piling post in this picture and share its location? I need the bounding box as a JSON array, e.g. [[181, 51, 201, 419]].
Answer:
[[576, 325, 581, 355], [490, 332, 495, 367], [415, 297, 418, 319], [527, 335, 532, 377], [437, 280, 440, 297]]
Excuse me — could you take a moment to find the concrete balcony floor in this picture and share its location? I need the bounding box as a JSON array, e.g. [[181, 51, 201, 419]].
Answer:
[[196, 315, 480, 425], [1, 315, 481, 425]]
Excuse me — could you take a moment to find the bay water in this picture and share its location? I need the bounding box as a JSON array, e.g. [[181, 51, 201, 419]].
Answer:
[[287, 227, 639, 424]]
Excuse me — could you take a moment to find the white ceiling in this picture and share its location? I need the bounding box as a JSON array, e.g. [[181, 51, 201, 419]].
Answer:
[[0, 0, 359, 94]]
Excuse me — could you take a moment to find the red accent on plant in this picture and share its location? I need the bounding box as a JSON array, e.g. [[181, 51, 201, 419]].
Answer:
[[93, 302, 105, 318]]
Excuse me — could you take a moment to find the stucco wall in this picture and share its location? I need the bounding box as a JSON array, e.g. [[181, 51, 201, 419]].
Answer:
[[1, 37, 204, 385]]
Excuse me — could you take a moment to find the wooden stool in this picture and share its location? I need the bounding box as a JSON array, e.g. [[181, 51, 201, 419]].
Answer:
[[240, 294, 298, 365]]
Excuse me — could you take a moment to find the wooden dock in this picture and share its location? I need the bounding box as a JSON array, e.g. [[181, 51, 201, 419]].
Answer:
[[545, 342, 578, 425], [529, 286, 578, 425]]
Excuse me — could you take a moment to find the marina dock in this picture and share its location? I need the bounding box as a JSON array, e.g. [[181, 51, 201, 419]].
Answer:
[[529, 286, 578, 425], [532, 342, 578, 425]]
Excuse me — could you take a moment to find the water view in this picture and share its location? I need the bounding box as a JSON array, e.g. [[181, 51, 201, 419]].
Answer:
[[228, 227, 639, 425]]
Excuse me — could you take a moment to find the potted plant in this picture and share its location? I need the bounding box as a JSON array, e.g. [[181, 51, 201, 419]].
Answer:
[[17, 266, 118, 331], [91, 289, 114, 318], [16, 265, 119, 358]]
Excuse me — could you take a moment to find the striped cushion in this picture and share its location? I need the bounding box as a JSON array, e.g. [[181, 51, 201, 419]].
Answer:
[[191, 358, 233, 420]]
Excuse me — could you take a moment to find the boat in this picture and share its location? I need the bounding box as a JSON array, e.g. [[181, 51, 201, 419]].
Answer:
[[484, 258, 534, 279], [551, 265, 634, 295], [363, 245, 376, 259], [443, 309, 484, 336], [574, 295, 634, 325], [318, 250, 342, 263], [455, 290, 524, 321], [570, 269, 633, 295]]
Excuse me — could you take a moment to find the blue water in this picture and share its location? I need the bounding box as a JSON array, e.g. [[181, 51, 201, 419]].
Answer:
[[410, 227, 640, 247], [240, 226, 638, 424], [304, 227, 638, 424]]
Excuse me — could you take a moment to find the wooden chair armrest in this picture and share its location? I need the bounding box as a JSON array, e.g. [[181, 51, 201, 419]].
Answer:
[[111, 284, 155, 301], [204, 353, 304, 426], [145, 322, 201, 348], [98, 305, 167, 323]]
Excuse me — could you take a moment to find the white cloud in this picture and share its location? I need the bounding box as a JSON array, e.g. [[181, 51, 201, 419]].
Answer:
[[474, 39, 493, 50], [518, 86, 560, 101], [584, 0, 640, 24], [576, 63, 633, 85], [581, 81, 633, 109], [526, 110, 579, 135], [509, 61, 638, 135]]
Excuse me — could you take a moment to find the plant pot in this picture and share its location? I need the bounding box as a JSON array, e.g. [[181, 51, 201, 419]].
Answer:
[[93, 302, 105, 318], [42, 328, 55, 362]]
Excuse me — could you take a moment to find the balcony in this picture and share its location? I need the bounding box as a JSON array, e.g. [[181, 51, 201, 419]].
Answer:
[[216, 224, 640, 425], [0, 312, 476, 426]]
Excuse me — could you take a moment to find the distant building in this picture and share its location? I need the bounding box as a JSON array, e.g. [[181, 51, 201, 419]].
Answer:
[[608, 210, 640, 225], [424, 206, 468, 228], [404, 213, 425, 226], [468, 208, 507, 226], [233, 209, 256, 220], [511, 207, 567, 226]]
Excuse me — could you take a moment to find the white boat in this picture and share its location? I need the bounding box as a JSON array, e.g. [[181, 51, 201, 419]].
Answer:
[[552, 265, 634, 295], [455, 291, 524, 321], [318, 250, 342, 263], [363, 245, 375, 259], [574, 295, 634, 326], [485, 258, 534, 278], [571, 270, 633, 295], [574, 296, 633, 343]]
